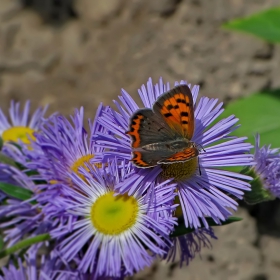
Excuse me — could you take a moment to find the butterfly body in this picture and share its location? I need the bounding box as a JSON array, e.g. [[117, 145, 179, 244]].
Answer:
[[127, 85, 199, 168], [140, 138, 191, 152]]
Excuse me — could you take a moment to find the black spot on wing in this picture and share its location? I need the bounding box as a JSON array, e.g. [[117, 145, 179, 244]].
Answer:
[[176, 98, 187, 104], [180, 112, 189, 117], [164, 113, 173, 118]]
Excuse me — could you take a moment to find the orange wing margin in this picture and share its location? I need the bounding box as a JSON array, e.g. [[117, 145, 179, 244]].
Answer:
[[159, 147, 199, 164]]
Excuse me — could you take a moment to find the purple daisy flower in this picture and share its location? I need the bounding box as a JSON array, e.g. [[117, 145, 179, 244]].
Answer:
[[167, 227, 217, 266], [0, 250, 76, 280], [0, 100, 48, 146], [1, 106, 112, 251], [93, 77, 253, 229], [0, 101, 48, 196], [24, 106, 106, 185], [0, 166, 53, 247], [0, 163, 19, 202], [249, 134, 280, 199], [0, 249, 125, 280], [51, 159, 177, 278]]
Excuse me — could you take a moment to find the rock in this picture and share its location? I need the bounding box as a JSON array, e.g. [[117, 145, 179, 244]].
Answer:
[[148, 0, 182, 17], [0, 0, 22, 22], [260, 235, 280, 280], [74, 0, 123, 23]]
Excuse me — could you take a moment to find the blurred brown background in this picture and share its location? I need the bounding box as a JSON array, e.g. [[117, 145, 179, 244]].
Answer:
[[1, 0, 280, 279]]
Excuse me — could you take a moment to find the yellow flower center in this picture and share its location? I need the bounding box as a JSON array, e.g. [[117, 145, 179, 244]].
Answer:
[[174, 195, 183, 218], [71, 155, 95, 179], [49, 180, 58, 184], [90, 191, 139, 235], [2, 126, 36, 144], [161, 157, 198, 181]]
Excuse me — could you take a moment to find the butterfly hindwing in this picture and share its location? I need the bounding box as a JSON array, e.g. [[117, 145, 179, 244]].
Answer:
[[132, 149, 175, 168], [127, 108, 176, 148], [153, 85, 194, 139], [159, 147, 199, 164]]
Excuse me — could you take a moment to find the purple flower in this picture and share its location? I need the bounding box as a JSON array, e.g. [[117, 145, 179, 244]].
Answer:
[[251, 134, 280, 198], [0, 101, 48, 197], [24, 106, 106, 185], [0, 250, 76, 280], [0, 166, 53, 248], [51, 159, 177, 278], [0, 100, 47, 146], [0, 163, 18, 202], [93, 77, 253, 229]]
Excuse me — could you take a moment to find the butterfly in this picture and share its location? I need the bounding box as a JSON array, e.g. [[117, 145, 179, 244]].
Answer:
[[126, 85, 200, 168]]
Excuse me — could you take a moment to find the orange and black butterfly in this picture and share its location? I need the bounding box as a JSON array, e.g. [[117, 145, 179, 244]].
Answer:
[[126, 85, 199, 168]]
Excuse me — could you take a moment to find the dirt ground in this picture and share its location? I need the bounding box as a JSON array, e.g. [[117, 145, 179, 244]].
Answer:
[[1, 1, 280, 279]]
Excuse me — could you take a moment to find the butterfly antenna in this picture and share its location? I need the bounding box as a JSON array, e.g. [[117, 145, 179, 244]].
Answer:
[[197, 143, 206, 153]]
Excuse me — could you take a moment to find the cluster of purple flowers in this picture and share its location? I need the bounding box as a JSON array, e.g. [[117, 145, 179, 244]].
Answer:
[[0, 77, 277, 279]]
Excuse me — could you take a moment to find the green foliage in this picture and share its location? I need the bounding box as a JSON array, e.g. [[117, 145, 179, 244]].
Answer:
[[0, 235, 4, 251], [241, 167, 274, 204], [221, 91, 280, 149], [223, 7, 280, 43], [0, 153, 19, 168], [171, 216, 242, 237], [0, 234, 51, 259], [0, 182, 34, 201]]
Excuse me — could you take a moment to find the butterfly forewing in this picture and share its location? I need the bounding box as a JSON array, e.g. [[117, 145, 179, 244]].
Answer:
[[153, 85, 195, 139], [127, 108, 176, 148]]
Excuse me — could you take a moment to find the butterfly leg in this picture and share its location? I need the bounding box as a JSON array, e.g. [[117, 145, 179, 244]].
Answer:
[[198, 156, 202, 176]]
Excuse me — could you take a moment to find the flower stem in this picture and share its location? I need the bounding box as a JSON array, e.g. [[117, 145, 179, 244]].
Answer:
[[0, 233, 51, 259]]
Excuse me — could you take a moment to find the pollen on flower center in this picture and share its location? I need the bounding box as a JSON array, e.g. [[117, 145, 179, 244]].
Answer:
[[161, 157, 198, 181], [71, 155, 95, 178], [2, 126, 36, 144], [90, 191, 139, 235]]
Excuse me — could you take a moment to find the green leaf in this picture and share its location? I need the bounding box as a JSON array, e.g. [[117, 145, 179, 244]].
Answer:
[[0, 153, 18, 168], [170, 220, 194, 237], [0, 233, 51, 259], [223, 7, 280, 43], [170, 216, 242, 237], [0, 236, 4, 251], [0, 137, 3, 151], [0, 182, 33, 201], [207, 216, 242, 226], [220, 90, 280, 149]]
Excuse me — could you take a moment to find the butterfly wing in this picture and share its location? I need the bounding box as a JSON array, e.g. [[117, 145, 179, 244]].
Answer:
[[159, 147, 199, 164], [127, 108, 178, 167], [153, 85, 195, 139], [127, 108, 176, 148], [127, 85, 197, 168], [132, 149, 175, 168]]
